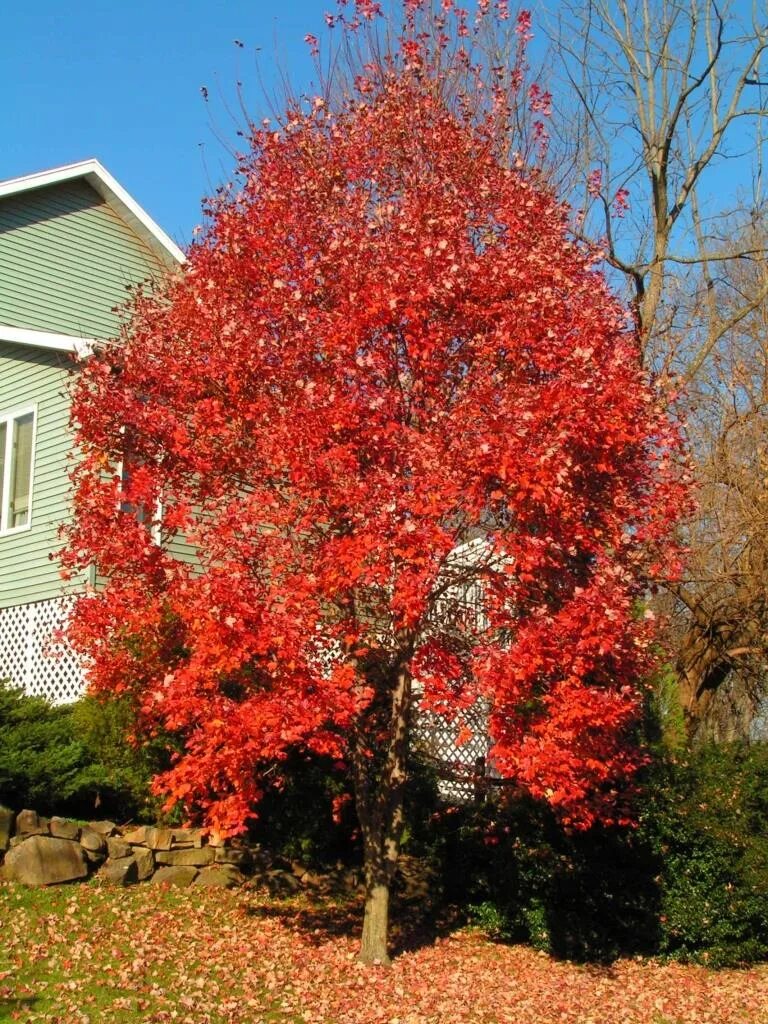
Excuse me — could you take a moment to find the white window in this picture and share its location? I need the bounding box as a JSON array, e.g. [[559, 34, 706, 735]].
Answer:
[[117, 435, 163, 545], [0, 405, 37, 534]]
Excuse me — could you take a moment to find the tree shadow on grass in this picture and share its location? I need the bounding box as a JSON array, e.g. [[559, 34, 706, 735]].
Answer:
[[240, 897, 363, 944], [238, 893, 461, 957], [0, 993, 40, 1017], [390, 902, 466, 957]]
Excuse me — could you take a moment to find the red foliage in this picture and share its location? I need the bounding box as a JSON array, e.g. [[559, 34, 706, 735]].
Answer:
[[62, 2, 685, 845]]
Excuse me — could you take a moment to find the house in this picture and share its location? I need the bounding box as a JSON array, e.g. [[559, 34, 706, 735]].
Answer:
[[0, 159, 488, 797], [0, 160, 184, 703]]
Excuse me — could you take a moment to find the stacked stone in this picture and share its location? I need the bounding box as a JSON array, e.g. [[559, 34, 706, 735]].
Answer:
[[0, 807, 249, 888], [0, 805, 366, 894]]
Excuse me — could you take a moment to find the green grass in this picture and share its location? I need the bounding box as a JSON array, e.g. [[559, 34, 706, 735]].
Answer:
[[2, 881, 765, 1024], [0, 882, 303, 1023]]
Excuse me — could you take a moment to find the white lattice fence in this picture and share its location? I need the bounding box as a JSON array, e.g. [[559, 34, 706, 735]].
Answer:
[[412, 699, 491, 802], [0, 598, 86, 704]]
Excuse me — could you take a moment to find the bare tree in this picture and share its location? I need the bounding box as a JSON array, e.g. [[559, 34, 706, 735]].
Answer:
[[552, 0, 767, 357], [664, 226, 768, 737], [547, 0, 768, 737]]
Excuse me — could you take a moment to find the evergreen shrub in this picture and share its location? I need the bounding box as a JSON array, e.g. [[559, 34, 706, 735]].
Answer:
[[436, 744, 768, 966], [0, 681, 161, 821]]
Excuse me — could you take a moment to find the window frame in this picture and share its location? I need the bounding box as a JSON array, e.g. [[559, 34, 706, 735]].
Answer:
[[116, 438, 164, 547], [0, 402, 38, 537]]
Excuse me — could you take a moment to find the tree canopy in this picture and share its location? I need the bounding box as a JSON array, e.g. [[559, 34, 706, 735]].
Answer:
[[63, 0, 686, 962]]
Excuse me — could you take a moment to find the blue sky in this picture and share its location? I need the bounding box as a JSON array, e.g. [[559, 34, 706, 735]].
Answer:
[[3, 1, 764, 254], [3, 1, 326, 249]]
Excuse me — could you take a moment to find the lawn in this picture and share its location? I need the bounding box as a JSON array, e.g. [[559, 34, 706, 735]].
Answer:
[[1, 882, 766, 1024]]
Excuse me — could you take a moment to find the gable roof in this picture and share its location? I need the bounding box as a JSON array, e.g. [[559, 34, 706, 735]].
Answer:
[[0, 159, 185, 354], [0, 159, 185, 269]]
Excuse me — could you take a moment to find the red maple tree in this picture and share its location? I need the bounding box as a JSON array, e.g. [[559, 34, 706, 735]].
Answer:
[[63, 2, 685, 963]]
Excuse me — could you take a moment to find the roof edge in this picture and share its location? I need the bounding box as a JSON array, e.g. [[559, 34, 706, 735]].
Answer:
[[0, 324, 95, 357], [0, 159, 185, 268]]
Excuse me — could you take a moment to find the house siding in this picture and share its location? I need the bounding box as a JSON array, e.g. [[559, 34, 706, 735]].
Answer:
[[0, 342, 81, 609], [0, 165, 182, 700], [0, 179, 164, 339]]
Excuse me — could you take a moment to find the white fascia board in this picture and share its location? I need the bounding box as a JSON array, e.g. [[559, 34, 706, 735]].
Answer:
[[0, 324, 96, 357], [0, 159, 185, 269]]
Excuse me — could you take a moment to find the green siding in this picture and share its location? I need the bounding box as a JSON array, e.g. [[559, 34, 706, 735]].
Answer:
[[0, 179, 164, 339], [0, 342, 81, 608], [165, 527, 201, 570], [0, 336, 199, 608]]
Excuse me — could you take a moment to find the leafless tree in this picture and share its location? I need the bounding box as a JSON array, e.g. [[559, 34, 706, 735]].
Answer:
[[546, 0, 768, 738], [551, 0, 767, 357], [663, 226, 768, 738]]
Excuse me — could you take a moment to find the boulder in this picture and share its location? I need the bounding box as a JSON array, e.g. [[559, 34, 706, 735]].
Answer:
[[50, 817, 80, 842], [300, 870, 327, 889], [106, 837, 132, 860], [15, 809, 45, 838], [79, 827, 106, 855], [214, 847, 252, 868], [143, 827, 173, 851], [249, 847, 272, 872], [265, 869, 301, 895], [151, 866, 198, 887], [0, 805, 13, 852], [98, 856, 139, 886], [122, 826, 148, 846], [88, 820, 118, 837], [155, 847, 214, 867], [133, 846, 155, 881], [194, 865, 244, 889], [3, 836, 88, 885], [170, 828, 204, 849]]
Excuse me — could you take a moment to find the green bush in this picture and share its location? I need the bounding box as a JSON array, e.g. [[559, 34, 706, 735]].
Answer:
[[247, 750, 360, 867], [71, 694, 170, 821], [246, 747, 444, 872], [433, 743, 768, 966], [438, 791, 660, 962], [643, 744, 768, 966], [0, 682, 88, 814], [0, 681, 162, 822]]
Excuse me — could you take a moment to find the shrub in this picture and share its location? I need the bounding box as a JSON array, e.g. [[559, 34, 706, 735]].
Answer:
[[247, 751, 360, 867], [0, 682, 88, 815], [436, 743, 768, 966], [246, 747, 443, 871], [0, 681, 161, 821], [439, 791, 660, 962], [71, 694, 170, 821], [643, 744, 768, 966]]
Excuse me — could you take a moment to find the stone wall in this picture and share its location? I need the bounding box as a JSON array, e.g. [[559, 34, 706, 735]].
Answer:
[[0, 805, 371, 894], [0, 806, 255, 888]]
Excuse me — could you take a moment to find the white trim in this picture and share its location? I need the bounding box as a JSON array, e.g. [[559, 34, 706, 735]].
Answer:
[[0, 324, 96, 356], [0, 159, 185, 268], [0, 402, 38, 537]]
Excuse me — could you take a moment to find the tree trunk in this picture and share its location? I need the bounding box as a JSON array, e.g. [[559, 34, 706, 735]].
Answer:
[[676, 617, 742, 739], [353, 660, 413, 965], [676, 635, 725, 738], [360, 881, 391, 965]]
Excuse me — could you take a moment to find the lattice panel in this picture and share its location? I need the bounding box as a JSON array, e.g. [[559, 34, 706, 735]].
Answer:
[[412, 698, 491, 802], [430, 537, 491, 636], [310, 633, 344, 679], [0, 598, 86, 704]]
